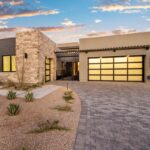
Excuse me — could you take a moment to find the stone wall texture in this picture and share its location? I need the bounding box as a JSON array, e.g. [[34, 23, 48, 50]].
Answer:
[[8, 30, 56, 84]]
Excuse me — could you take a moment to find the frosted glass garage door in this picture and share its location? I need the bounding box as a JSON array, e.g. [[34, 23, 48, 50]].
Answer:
[[88, 56, 144, 82]]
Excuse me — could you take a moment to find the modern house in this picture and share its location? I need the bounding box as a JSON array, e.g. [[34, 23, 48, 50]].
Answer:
[[0, 30, 150, 83]]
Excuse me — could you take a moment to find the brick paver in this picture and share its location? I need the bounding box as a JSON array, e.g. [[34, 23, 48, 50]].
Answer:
[[51, 81, 150, 150]]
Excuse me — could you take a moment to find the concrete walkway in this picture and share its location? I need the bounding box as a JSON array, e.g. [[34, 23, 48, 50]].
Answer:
[[51, 81, 150, 150], [0, 85, 61, 99]]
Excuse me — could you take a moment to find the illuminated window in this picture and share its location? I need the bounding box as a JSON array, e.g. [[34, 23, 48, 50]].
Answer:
[[3, 56, 16, 72], [11, 56, 16, 71]]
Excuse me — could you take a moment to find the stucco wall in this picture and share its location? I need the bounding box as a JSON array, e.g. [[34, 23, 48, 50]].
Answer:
[[80, 32, 150, 50], [79, 48, 150, 82]]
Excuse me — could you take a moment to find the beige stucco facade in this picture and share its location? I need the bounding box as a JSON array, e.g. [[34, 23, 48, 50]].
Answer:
[[79, 32, 150, 82], [0, 31, 150, 83]]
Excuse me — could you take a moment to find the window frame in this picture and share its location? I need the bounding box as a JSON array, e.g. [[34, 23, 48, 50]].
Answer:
[[2, 55, 16, 72]]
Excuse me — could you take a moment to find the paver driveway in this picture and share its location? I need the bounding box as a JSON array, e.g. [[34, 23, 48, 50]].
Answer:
[[51, 81, 150, 150]]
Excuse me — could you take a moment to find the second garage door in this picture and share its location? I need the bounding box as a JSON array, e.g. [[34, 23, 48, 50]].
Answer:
[[88, 56, 144, 82]]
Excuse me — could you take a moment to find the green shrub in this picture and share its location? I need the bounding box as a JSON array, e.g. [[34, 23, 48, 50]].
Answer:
[[7, 90, 16, 100], [29, 120, 69, 134], [7, 103, 20, 116], [25, 92, 34, 102]]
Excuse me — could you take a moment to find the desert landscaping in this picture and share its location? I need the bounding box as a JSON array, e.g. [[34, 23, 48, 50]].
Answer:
[[0, 86, 81, 150]]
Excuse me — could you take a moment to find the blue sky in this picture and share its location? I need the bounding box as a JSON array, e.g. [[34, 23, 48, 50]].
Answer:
[[0, 0, 150, 43]]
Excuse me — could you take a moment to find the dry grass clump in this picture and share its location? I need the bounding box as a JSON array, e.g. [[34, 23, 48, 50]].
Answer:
[[54, 105, 73, 112], [28, 120, 69, 134], [63, 90, 74, 103]]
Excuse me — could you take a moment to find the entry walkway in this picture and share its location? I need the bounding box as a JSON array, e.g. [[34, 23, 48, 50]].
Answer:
[[0, 85, 61, 99], [51, 81, 150, 150]]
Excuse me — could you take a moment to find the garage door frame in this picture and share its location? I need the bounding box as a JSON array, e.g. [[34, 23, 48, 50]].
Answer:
[[88, 55, 145, 82]]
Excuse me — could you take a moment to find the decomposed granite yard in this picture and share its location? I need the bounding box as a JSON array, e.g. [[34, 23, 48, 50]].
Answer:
[[0, 87, 81, 150]]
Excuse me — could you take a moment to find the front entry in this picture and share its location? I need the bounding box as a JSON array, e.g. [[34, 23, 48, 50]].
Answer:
[[45, 57, 51, 82], [88, 56, 144, 82]]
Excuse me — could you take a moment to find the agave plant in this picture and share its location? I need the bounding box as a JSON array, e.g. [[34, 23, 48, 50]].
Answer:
[[25, 92, 34, 102], [7, 90, 16, 100], [7, 103, 20, 116]]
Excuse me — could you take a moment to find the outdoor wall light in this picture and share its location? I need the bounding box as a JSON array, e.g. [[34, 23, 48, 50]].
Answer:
[[113, 49, 116, 52], [24, 53, 28, 59], [146, 47, 149, 50]]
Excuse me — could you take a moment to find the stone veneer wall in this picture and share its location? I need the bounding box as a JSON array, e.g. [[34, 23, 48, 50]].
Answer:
[[38, 31, 57, 82], [8, 30, 56, 84]]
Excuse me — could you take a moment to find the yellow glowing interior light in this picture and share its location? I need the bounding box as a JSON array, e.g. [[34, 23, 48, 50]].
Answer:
[[3, 56, 10, 71]]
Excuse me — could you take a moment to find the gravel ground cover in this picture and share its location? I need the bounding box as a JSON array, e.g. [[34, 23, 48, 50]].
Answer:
[[0, 87, 81, 150]]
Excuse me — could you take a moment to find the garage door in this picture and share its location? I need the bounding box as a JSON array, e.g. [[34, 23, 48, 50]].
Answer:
[[88, 56, 144, 82]]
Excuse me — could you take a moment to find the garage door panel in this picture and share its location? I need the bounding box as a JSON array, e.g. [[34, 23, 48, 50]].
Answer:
[[89, 70, 100, 75], [114, 70, 127, 75], [128, 76, 143, 81], [114, 57, 127, 62], [128, 63, 142, 69], [128, 57, 143, 62], [101, 64, 113, 69], [101, 70, 113, 75], [89, 64, 100, 69], [128, 69, 143, 75], [101, 76, 113, 81], [89, 76, 100, 80], [101, 58, 113, 63], [114, 76, 127, 81], [114, 63, 127, 69]]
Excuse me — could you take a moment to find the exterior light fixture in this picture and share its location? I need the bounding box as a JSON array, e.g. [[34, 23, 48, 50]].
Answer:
[[113, 49, 116, 52], [24, 53, 28, 59]]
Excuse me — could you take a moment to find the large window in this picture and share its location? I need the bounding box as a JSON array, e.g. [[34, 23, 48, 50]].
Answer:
[[88, 56, 144, 82], [3, 56, 16, 72]]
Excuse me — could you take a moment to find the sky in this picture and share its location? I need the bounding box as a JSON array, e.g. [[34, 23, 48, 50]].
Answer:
[[0, 0, 150, 43]]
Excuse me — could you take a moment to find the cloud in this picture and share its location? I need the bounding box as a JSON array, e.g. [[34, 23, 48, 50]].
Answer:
[[141, 0, 150, 2], [94, 19, 102, 23], [0, 21, 7, 25], [0, 0, 24, 6], [0, 24, 84, 33], [92, 4, 150, 13], [0, 10, 60, 20], [146, 18, 150, 21], [87, 27, 137, 37], [0, 0, 60, 20], [61, 19, 77, 27]]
